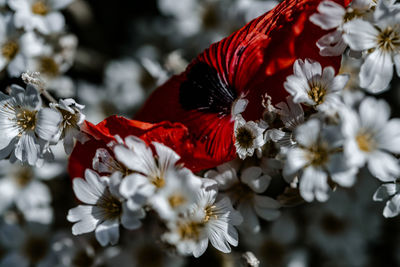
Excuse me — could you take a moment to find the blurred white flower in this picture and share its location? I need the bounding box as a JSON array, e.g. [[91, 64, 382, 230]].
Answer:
[[162, 181, 243, 257], [284, 119, 357, 202], [310, 0, 374, 56], [0, 84, 61, 165], [342, 0, 400, 93], [149, 168, 202, 221], [373, 181, 400, 218], [341, 97, 400, 182], [234, 114, 267, 159], [67, 170, 145, 246], [284, 59, 349, 114], [113, 137, 181, 211], [205, 161, 280, 234], [0, 161, 54, 224], [104, 59, 146, 113], [9, 0, 73, 34], [0, 15, 44, 77], [50, 98, 86, 154]]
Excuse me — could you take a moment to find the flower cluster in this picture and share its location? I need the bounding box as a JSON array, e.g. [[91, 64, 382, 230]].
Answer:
[[1, 0, 400, 265]]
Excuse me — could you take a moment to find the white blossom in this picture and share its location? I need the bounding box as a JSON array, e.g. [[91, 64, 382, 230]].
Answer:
[[0, 84, 61, 165], [284, 59, 349, 114], [284, 119, 357, 202], [9, 0, 73, 34], [234, 114, 267, 159], [67, 170, 145, 246], [162, 181, 243, 257], [340, 97, 400, 182], [205, 161, 281, 234], [342, 0, 400, 93]]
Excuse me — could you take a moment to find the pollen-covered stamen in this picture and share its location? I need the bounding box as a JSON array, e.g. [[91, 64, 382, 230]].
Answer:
[[308, 84, 326, 105], [16, 109, 38, 133], [235, 126, 255, 149], [306, 143, 329, 166], [356, 130, 376, 152], [32, 0, 49, 15], [343, 8, 364, 23], [204, 205, 217, 222], [2, 40, 19, 60], [97, 190, 122, 220], [59, 108, 80, 129], [39, 57, 60, 77], [178, 221, 203, 240], [376, 26, 400, 52]]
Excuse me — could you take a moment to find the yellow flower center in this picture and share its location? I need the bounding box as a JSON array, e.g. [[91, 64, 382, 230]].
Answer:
[[204, 205, 217, 222], [356, 131, 375, 152], [377, 26, 400, 52], [308, 85, 326, 105], [306, 143, 329, 166], [2, 40, 19, 60], [178, 221, 203, 240], [40, 57, 60, 77], [168, 194, 186, 208], [16, 109, 37, 133], [32, 1, 48, 15]]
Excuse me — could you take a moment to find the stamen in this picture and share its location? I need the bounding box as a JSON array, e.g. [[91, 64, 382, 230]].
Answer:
[[308, 85, 326, 105], [32, 1, 48, 15], [377, 26, 400, 52], [2, 40, 19, 60], [236, 127, 255, 149], [356, 131, 375, 152], [97, 190, 122, 220]]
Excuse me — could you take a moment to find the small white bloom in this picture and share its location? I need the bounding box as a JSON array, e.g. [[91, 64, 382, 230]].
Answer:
[[284, 119, 357, 202], [0, 84, 61, 165], [284, 59, 349, 114], [149, 168, 202, 221], [205, 161, 281, 234], [9, 0, 73, 34], [342, 0, 400, 93], [162, 182, 243, 257], [113, 137, 181, 210], [0, 161, 53, 224], [234, 114, 267, 159], [373, 181, 400, 218], [67, 170, 145, 246], [310, 0, 374, 56], [341, 97, 400, 182], [50, 98, 85, 154]]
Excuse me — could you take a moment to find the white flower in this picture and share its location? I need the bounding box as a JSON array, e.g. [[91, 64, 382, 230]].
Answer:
[[342, 0, 400, 93], [205, 161, 281, 234], [284, 119, 357, 202], [0, 15, 44, 77], [234, 114, 267, 159], [0, 161, 53, 224], [9, 0, 73, 34], [149, 168, 202, 221], [162, 181, 243, 257], [284, 59, 349, 114], [341, 97, 400, 182], [0, 84, 61, 165], [113, 136, 181, 210], [67, 170, 145, 246], [50, 98, 85, 154], [310, 0, 373, 56], [373, 181, 400, 217]]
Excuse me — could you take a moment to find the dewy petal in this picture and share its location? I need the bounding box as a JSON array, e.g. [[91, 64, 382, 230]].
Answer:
[[36, 108, 62, 142], [342, 19, 379, 51], [373, 183, 399, 201], [95, 219, 120, 246], [310, 0, 345, 30], [359, 50, 393, 93], [368, 151, 400, 182]]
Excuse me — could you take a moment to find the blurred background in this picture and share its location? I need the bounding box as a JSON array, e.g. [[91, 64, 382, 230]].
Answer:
[[1, 0, 400, 266]]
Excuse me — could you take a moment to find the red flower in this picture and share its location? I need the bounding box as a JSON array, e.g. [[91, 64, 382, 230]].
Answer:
[[68, 115, 225, 179], [135, 0, 351, 169]]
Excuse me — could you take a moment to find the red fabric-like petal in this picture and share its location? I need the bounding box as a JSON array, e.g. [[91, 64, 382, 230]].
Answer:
[[68, 116, 229, 179]]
